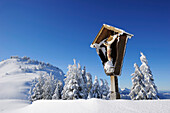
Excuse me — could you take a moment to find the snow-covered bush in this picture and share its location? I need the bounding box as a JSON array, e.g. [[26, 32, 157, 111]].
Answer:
[[37, 64, 44, 70], [27, 59, 32, 64], [21, 67, 32, 73], [22, 56, 30, 61], [29, 73, 59, 102], [10, 56, 19, 59]]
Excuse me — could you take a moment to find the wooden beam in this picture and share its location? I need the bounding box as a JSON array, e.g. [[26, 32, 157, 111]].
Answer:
[[110, 76, 120, 100]]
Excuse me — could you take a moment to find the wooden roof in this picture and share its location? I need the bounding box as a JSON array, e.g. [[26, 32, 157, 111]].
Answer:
[[92, 24, 133, 45]]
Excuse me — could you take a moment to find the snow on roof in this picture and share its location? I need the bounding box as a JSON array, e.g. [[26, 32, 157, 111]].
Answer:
[[103, 24, 133, 37], [91, 24, 133, 46]]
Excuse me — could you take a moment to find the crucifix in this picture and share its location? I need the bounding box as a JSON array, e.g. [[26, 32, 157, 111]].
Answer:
[[90, 24, 133, 100]]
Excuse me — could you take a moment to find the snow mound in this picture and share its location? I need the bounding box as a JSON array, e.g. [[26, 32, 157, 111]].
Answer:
[[0, 57, 65, 100], [104, 61, 114, 74], [7, 99, 170, 113]]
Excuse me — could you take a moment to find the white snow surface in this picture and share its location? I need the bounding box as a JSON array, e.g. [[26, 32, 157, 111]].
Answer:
[[0, 57, 64, 100], [1, 99, 170, 113], [0, 99, 29, 113]]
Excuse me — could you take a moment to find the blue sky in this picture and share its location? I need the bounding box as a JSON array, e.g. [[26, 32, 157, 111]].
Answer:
[[0, 0, 170, 90]]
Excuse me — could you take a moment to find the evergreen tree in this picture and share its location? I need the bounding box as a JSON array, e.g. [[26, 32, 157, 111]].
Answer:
[[90, 76, 101, 98], [28, 78, 37, 102], [42, 74, 55, 99], [62, 59, 87, 100], [30, 76, 44, 102], [139, 52, 159, 99], [52, 80, 63, 99], [77, 63, 88, 99], [104, 79, 110, 100], [129, 63, 147, 100], [86, 72, 92, 93], [99, 79, 109, 100], [82, 66, 87, 84]]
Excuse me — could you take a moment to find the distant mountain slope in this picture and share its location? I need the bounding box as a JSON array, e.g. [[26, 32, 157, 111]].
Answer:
[[0, 56, 65, 100], [119, 88, 170, 99]]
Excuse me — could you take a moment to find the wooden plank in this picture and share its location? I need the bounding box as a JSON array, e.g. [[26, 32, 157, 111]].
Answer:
[[110, 76, 120, 99], [114, 34, 128, 75]]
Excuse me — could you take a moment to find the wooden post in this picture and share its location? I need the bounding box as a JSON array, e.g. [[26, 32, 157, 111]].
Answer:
[[110, 75, 120, 100]]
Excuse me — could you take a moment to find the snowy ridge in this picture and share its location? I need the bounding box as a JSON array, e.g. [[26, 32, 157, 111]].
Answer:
[[0, 56, 65, 100]]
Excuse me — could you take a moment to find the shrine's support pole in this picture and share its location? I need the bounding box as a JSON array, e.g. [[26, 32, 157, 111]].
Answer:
[[110, 75, 120, 100]]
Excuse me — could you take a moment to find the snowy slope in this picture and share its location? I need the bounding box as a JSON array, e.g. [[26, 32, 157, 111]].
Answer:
[[0, 57, 64, 100], [2, 99, 170, 113], [0, 99, 29, 113]]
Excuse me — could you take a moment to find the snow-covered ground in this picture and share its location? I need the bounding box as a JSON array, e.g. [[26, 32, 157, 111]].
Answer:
[[0, 57, 170, 113], [0, 57, 64, 100], [0, 99, 170, 113], [0, 99, 29, 113]]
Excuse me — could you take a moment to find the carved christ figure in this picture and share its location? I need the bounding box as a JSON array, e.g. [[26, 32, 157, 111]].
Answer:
[[91, 34, 119, 75], [103, 34, 118, 61]]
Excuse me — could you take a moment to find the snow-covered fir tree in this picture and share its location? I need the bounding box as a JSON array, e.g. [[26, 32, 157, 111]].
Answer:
[[30, 75, 45, 102], [89, 76, 101, 98], [103, 79, 110, 100], [62, 59, 88, 100], [102, 79, 110, 100], [52, 80, 63, 99], [28, 78, 37, 102], [139, 52, 159, 99], [82, 66, 87, 84], [42, 73, 55, 99], [129, 63, 147, 100], [100, 79, 108, 99], [86, 72, 92, 93], [77, 63, 88, 99]]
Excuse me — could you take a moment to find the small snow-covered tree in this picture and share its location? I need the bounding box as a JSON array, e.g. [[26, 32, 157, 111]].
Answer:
[[30, 76, 44, 102], [28, 78, 37, 102], [99, 79, 110, 100], [86, 72, 92, 93], [129, 63, 147, 100], [52, 80, 63, 99], [139, 52, 159, 99], [77, 63, 88, 99], [100, 79, 107, 99], [42, 74, 55, 99], [62, 59, 86, 100], [103, 79, 110, 100], [89, 76, 101, 98], [82, 66, 87, 84]]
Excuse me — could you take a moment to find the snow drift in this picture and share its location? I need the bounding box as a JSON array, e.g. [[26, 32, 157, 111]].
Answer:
[[4, 99, 170, 113]]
